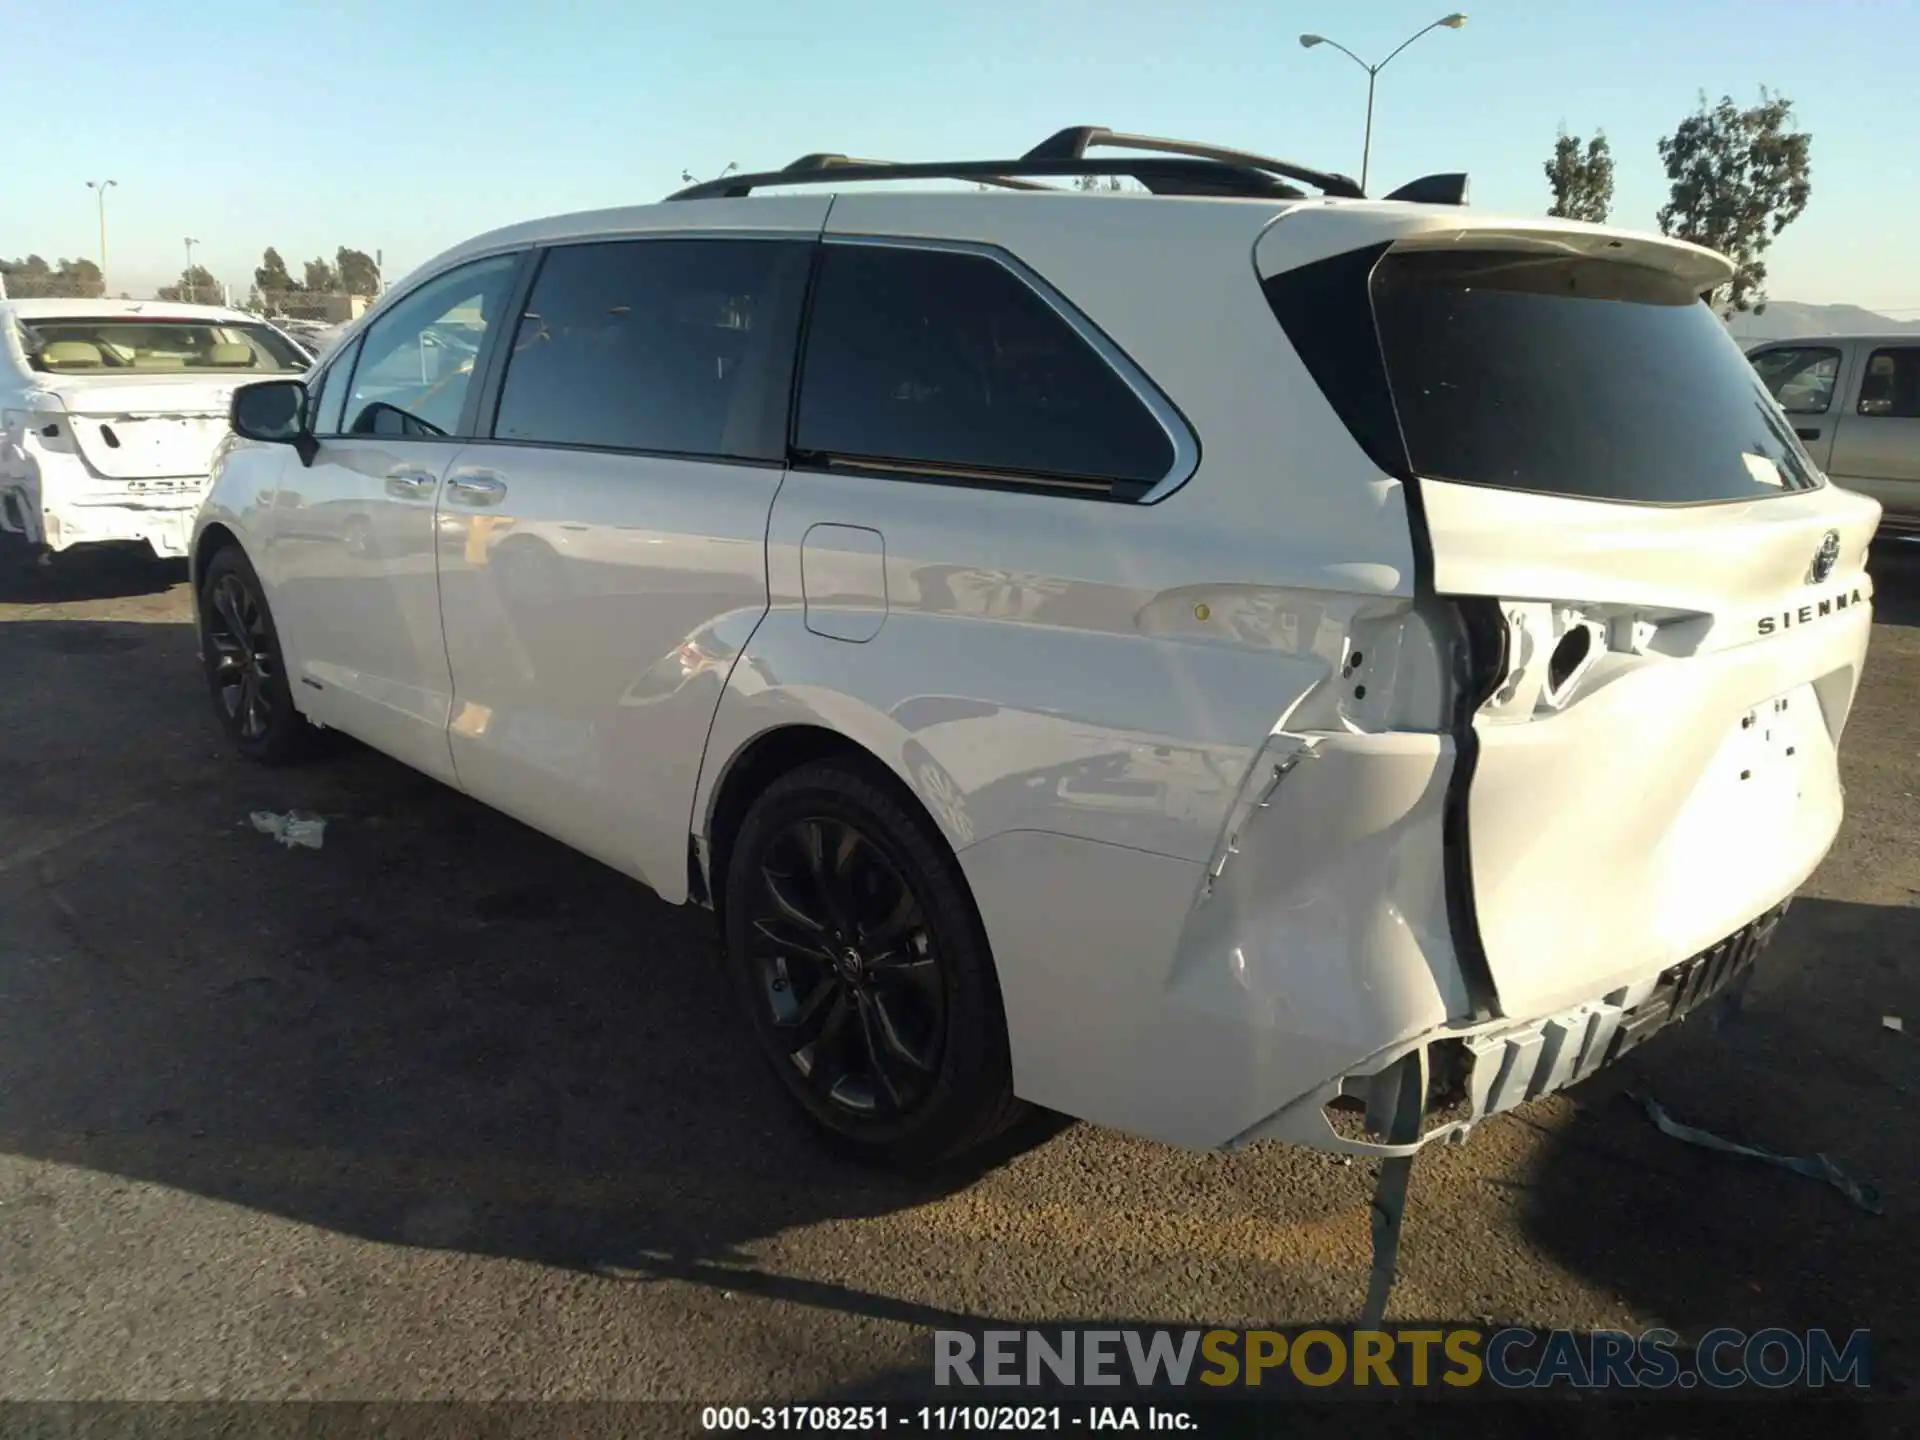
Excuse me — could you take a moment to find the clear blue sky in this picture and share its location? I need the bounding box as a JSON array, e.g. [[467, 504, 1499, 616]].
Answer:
[[3, 0, 1914, 313]]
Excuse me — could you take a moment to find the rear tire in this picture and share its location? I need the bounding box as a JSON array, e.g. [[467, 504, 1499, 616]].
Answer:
[[722, 758, 1026, 1169], [198, 545, 320, 765]]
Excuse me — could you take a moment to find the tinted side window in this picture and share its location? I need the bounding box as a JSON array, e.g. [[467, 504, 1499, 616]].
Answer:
[[491, 239, 810, 462], [342, 253, 519, 439], [1751, 345, 1841, 415], [795, 244, 1175, 494], [1858, 348, 1920, 418]]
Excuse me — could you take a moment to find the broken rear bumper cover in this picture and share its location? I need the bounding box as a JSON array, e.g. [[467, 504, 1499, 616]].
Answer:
[[0, 485, 198, 557], [1235, 901, 1791, 1157], [0, 477, 199, 559]]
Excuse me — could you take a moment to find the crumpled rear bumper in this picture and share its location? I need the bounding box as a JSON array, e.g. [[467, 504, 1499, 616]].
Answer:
[[966, 712, 1816, 1156], [1236, 901, 1791, 1157], [1, 481, 197, 557]]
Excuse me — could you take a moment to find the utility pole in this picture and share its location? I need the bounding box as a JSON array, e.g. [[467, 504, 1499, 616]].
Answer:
[[85, 180, 118, 293], [184, 237, 200, 302], [1300, 14, 1468, 193]]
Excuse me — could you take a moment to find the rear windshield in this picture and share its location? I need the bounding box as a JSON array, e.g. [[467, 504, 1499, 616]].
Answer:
[[1369, 251, 1821, 502], [19, 318, 308, 375]]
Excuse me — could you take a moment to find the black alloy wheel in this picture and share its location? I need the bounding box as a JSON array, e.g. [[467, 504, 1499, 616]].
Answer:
[[198, 546, 317, 764], [723, 759, 1024, 1168], [751, 814, 944, 1118], [206, 569, 275, 743]]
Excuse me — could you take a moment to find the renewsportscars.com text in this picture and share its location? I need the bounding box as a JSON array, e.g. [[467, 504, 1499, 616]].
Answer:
[[932, 1326, 1872, 1391]]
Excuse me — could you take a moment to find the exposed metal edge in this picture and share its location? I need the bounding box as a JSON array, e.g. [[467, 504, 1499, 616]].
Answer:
[[1233, 902, 1792, 1156]]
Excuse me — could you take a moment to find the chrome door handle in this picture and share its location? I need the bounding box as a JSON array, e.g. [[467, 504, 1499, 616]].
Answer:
[[446, 468, 507, 506], [384, 466, 438, 499]]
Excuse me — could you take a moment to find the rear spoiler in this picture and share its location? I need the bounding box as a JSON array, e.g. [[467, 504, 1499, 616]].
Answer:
[[1383, 173, 1469, 206]]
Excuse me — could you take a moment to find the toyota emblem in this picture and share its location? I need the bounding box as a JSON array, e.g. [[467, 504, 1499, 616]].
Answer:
[[1809, 530, 1841, 585]]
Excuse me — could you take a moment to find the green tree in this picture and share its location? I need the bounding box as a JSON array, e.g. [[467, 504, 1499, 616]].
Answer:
[[158, 265, 222, 303], [1, 255, 54, 296], [1074, 173, 1127, 193], [1, 255, 105, 298], [56, 258, 104, 297], [255, 247, 297, 295], [303, 256, 339, 293], [1544, 130, 1614, 223], [335, 247, 380, 296], [1656, 90, 1812, 315]]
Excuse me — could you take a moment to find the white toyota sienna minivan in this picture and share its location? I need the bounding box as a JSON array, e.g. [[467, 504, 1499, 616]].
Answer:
[[193, 129, 1881, 1170]]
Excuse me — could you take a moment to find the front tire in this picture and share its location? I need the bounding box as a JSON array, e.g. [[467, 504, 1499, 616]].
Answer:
[[722, 759, 1025, 1169], [198, 545, 319, 765]]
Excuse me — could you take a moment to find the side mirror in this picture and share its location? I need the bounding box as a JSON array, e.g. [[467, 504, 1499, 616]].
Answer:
[[231, 379, 317, 465]]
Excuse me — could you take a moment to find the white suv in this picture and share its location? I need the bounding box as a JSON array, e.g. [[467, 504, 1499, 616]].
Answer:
[[193, 129, 1880, 1170]]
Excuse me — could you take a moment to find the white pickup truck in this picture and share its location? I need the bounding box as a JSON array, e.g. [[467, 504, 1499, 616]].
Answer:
[[1, 298, 310, 559], [1750, 334, 1920, 536]]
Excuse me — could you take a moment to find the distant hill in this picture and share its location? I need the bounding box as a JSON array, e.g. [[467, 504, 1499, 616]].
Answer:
[[1725, 301, 1920, 343]]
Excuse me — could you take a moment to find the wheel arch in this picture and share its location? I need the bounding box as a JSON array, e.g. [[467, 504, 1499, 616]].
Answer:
[[694, 722, 975, 929], [190, 519, 241, 594]]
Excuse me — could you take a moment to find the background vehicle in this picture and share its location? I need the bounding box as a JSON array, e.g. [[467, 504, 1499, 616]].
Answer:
[[193, 129, 1880, 1171], [0, 298, 309, 559], [1750, 335, 1920, 535]]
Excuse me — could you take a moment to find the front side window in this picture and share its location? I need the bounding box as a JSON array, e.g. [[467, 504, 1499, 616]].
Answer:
[[21, 318, 308, 374], [1857, 348, 1920, 418], [794, 243, 1175, 495], [1751, 346, 1841, 415], [491, 238, 810, 461], [341, 253, 519, 439]]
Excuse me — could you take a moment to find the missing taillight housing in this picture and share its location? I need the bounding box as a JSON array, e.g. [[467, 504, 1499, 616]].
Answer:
[[1541, 618, 1607, 708], [1547, 626, 1590, 694]]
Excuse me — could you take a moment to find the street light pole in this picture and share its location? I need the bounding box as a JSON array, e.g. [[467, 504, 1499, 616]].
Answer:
[[85, 180, 118, 293], [1300, 14, 1467, 193], [184, 237, 200, 302]]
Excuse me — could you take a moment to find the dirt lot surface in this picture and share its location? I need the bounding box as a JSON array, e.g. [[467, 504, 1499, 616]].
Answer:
[[1, 538, 1915, 1414]]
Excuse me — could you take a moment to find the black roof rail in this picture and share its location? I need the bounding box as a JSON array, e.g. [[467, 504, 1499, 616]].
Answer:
[[667, 154, 1309, 201], [663, 124, 1376, 202], [1022, 126, 1365, 199], [778, 153, 1054, 192]]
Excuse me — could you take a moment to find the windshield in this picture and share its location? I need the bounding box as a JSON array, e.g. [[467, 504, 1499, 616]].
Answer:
[[20, 318, 309, 375], [1369, 251, 1822, 503]]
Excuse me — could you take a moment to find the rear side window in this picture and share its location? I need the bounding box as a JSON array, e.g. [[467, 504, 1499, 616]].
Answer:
[[1267, 248, 1822, 503], [1857, 347, 1920, 418], [491, 238, 810, 462], [795, 243, 1175, 497], [1751, 345, 1841, 415]]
